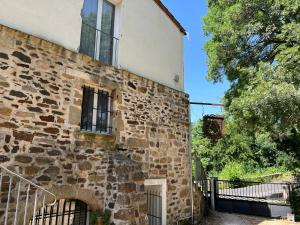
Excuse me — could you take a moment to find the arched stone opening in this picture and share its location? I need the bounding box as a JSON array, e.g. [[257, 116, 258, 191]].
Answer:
[[48, 185, 104, 212], [8, 186, 104, 225], [24, 186, 105, 225]]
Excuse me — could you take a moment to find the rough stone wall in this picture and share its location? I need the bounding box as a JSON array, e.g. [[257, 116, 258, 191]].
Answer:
[[193, 185, 207, 224], [0, 24, 191, 224]]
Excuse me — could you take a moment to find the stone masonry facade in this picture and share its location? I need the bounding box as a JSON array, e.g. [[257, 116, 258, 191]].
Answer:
[[0, 24, 192, 224]]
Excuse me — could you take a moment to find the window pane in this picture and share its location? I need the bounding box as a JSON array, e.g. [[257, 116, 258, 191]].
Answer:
[[81, 86, 94, 131], [82, 0, 98, 26], [80, 0, 99, 58], [96, 90, 109, 133], [99, 0, 115, 65]]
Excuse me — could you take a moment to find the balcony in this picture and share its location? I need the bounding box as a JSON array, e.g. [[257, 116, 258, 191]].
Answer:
[[79, 22, 119, 66]]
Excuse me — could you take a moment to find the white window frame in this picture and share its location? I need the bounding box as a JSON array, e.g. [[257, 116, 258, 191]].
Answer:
[[145, 178, 167, 225], [93, 0, 120, 67], [92, 87, 112, 134]]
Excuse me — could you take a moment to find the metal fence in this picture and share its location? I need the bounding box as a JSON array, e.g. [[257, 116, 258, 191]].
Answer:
[[0, 165, 56, 225], [146, 191, 162, 225], [216, 179, 291, 204], [195, 178, 300, 218], [196, 178, 295, 204], [194, 179, 211, 197]]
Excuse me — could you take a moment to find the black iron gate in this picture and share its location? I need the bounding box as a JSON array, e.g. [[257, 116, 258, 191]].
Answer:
[[31, 199, 88, 225], [198, 178, 299, 218], [146, 191, 162, 225]]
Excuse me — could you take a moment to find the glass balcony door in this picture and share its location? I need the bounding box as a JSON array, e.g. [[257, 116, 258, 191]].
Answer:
[[80, 0, 115, 65], [99, 0, 115, 65]]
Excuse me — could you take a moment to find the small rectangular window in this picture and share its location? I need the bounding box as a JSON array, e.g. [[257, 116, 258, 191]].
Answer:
[[80, 86, 112, 134]]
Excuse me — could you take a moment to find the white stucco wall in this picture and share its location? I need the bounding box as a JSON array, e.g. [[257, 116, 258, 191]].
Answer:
[[117, 0, 184, 90], [0, 0, 184, 90], [0, 0, 83, 51]]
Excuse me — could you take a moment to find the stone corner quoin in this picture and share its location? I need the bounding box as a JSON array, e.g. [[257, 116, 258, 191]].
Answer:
[[0, 24, 192, 224]]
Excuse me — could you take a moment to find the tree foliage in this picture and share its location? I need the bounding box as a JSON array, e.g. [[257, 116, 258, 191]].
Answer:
[[204, 0, 300, 134], [192, 119, 300, 177]]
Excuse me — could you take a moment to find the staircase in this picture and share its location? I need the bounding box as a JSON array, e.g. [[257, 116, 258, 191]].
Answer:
[[0, 165, 56, 225]]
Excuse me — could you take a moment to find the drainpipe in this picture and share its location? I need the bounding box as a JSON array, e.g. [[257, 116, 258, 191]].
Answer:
[[189, 103, 194, 224]]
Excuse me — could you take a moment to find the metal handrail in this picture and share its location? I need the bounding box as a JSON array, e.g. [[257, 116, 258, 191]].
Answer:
[[82, 22, 119, 41], [0, 165, 57, 225], [0, 165, 56, 203]]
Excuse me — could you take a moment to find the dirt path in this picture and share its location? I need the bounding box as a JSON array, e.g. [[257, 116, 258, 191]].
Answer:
[[200, 211, 300, 225]]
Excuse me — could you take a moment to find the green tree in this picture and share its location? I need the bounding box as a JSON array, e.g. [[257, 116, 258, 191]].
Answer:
[[192, 118, 297, 176], [202, 0, 300, 175], [204, 0, 300, 134]]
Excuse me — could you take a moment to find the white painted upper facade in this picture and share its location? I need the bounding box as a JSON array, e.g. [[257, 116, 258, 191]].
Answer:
[[0, 0, 185, 90]]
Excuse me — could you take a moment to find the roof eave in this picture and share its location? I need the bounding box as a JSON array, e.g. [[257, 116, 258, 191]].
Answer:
[[153, 0, 187, 35]]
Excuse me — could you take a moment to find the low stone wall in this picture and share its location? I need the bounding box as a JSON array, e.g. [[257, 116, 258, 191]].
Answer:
[[0, 24, 192, 224]]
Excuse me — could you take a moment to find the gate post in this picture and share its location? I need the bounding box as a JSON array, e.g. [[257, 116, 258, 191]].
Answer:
[[195, 156, 202, 182], [283, 183, 290, 201], [210, 177, 217, 211]]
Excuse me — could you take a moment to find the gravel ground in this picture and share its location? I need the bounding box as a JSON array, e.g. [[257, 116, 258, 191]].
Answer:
[[199, 211, 300, 225]]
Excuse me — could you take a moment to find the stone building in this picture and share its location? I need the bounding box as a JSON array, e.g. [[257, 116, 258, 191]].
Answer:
[[0, 0, 195, 224]]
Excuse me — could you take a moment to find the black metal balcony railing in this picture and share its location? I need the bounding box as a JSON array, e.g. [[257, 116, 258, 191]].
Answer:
[[79, 22, 119, 66]]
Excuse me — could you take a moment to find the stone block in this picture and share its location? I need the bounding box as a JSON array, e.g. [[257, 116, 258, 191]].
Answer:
[[15, 155, 32, 163], [0, 122, 18, 129], [114, 208, 135, 221], [36, 157, 53, 165], [180, 188, 190, 198], [13, 131, 34, 142], [44, 166, 60, 176], [78, 161, 92, 171], [40, 115, 55, 122], [118, 183, 136, 193], [25, 166, 40, 175], [0, 155, 10, 163], [36, 175, 51, 182], [116, 194, 131, 206], [15, 111, 34, 118], [0, 107, 12, 116], [42, 98, 58, 105], [69, 106, 81, 125], [126, 138, 149, 148], [44, 127, 59, 134], [12, 51, 31, 63], [29, 146, 45, 153]]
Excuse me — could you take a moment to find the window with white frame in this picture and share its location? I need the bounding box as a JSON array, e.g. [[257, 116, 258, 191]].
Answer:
[[80, 85, 112, 134], [79, 0, 118, 66]]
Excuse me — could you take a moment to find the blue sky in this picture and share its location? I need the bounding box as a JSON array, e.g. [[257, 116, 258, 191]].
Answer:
[[161, 0, 230, 122]]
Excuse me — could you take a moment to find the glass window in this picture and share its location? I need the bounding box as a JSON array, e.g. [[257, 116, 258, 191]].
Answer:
[[99, 0, 115, 65], [81, 86, 112, 134], [80, 0, 116, 65], [79, 0, 99, 58]]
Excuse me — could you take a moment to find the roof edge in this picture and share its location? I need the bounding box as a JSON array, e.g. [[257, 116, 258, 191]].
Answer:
[[153, 0, 187, 35]]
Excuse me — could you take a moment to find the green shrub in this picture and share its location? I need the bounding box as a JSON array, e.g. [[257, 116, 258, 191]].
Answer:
[[102, 210, 111, 225], [218, 162, 245, 181], [217, 162, 290, 183], [90, 209, 111, 225]]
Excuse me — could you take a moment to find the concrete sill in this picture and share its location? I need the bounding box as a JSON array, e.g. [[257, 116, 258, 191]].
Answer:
[[78, 131, 116, 142]]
